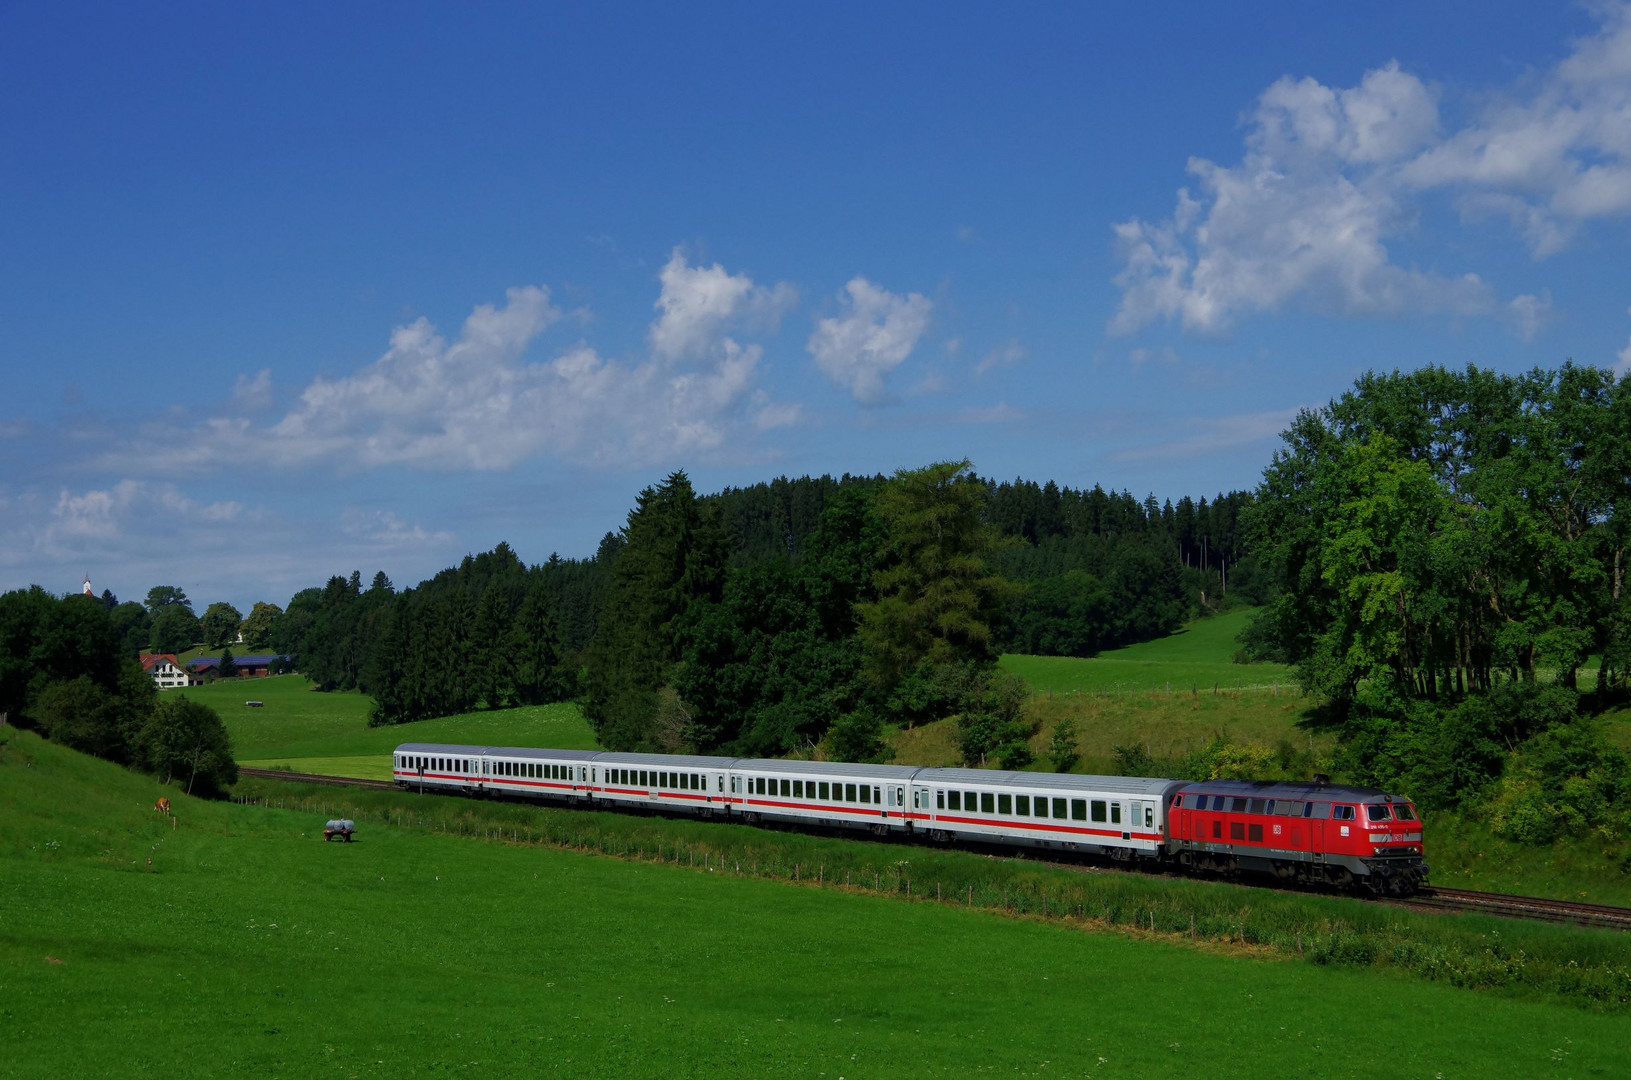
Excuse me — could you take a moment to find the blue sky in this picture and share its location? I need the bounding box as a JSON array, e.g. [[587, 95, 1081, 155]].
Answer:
[[4, 2, 1631, 615]]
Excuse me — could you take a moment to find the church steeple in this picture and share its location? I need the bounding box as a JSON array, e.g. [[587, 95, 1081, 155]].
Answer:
[[82, 573, 93, 596]]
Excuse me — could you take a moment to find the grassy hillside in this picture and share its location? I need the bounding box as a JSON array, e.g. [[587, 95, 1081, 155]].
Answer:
[[5, 730, 1631, 1078], [178, 675, 596, 779], [1000, 607, 1295, 695]]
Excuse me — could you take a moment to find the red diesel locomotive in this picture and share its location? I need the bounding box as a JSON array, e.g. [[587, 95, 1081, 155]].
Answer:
[[1169, 779, 1426, 896]]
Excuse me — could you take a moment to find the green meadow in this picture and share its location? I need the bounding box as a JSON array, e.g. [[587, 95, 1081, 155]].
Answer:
[[183, 675, 596, 779], [999, 608, 1296, 695], [5, 729, 1631, 1078]]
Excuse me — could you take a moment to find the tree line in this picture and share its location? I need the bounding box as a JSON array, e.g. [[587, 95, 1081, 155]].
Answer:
[[0, 587, 238, 795], [1247, 362, 1631, 843]]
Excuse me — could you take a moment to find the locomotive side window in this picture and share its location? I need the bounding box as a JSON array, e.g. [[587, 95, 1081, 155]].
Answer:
[[1332, 805, 1355, 820], [1366, 804, 1392, 821], [1190, 795, 1206, 810], [1016, 795, 1029, 815], [1249, 798, 1267, 815], [1231, 798, 1248, 812]]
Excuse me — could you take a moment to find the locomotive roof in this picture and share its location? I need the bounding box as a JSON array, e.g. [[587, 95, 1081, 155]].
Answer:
[[591, 750, 741, 769], [1177, 778, 1397, 802], [921, 768, 1186, 797], [732, 758, 924, 780]]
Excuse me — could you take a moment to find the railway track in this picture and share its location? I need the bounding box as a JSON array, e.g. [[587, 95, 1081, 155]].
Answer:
[[236, 767, 1631, 931], [1405, 887, 1631, 931], [238, 766, 397, 791]]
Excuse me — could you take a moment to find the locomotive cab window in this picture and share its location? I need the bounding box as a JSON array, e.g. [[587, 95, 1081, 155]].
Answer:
[[1394, 804, 1417, 821], [1366, 804, 1392, 821]]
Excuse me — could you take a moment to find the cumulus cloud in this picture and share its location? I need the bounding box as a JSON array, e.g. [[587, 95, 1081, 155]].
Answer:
[[1111, 5, 1631, 336], [128, 273, 800, 474], [648, 249, 797, 361], [807, 277, 932, 403], [43, 480, 242, 548]]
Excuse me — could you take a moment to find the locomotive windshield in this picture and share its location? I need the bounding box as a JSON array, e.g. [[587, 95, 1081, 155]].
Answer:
[[1393, 803, 1417, 821], [1365, 803, 1393, 821]]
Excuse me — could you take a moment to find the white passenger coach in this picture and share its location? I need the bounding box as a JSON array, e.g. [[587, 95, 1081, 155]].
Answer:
[[394, 742, 1186, 862]]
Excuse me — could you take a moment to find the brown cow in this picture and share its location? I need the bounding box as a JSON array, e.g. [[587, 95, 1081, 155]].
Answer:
[[154, 796, 171, 816]]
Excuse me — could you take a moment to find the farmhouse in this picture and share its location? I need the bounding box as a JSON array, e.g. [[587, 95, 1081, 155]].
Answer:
[[186, 654, 289, 679], [140, 653, 198, 690]]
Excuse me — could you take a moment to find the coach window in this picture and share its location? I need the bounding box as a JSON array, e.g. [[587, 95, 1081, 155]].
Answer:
[[997, 794, 1012, 815], [1145, 805, 1155, 828], [946, 790, 959, 811], [783, 779, 793, 797], [1071, 799, 1087, 821], [1033, 796, 1046, 818], [1090, 800, 1106, 823], [793, 780, 803, 798], [1110, 803, 1122, 825], [1053, 798, 1068, 818], [841, 783, 854, 802], [859, 785, 871, 804], [1016, 795, 1029, 816]]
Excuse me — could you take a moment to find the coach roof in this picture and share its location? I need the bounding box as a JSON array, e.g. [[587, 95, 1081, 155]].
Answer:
[[919, 768, 1185, 798], [732, 758, 923, 781], [592, 750, 740, 770]]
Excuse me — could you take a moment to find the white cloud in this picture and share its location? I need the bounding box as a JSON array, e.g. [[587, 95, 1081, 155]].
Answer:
[[977, 340, 1026, 375], [807, 277, 932, 403], [128, 276, 800, 474], [44, 480, 242, 547], [648, 249, 797, 361], [1112, 6, 1631, 336], [340, 508, 453, 546]]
